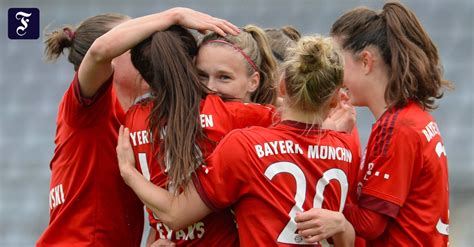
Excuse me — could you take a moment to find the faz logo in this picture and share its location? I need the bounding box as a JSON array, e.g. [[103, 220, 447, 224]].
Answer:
[[8, 8, 40, 39]]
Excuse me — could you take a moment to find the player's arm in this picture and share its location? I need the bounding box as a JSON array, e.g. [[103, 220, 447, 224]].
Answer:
[[117, 126, 212, 231], [295, 209, 354, 246], [344, 126, 418, 239], [332, 219, 355, 247], [343, 200, 389, 239], [149, 238, 176, 247], [79, 7, 239, 97]]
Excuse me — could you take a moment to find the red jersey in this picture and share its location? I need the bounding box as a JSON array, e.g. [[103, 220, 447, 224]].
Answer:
[[356, 101, 449, 246], [37, 74, 144, 247], [125, 94, 276, 246], [194, 121, 360, 247], [347, 126, 366, 247]]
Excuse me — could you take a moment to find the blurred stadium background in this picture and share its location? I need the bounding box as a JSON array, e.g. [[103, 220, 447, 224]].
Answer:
[[0, 0, 472, 246]]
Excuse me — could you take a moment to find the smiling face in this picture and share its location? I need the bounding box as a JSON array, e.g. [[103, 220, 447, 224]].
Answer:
[[195, 44, 259, 102]]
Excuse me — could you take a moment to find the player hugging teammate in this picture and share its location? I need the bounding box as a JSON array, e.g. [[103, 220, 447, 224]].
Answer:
[[39, 2, 451, 247]]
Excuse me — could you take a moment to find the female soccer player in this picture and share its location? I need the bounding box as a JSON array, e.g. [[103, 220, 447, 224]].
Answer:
[[195, 25, 278, 105], [296, 2, 452, 246], [130, 23, 355, 246], [75, 7, 263, 246], [126, 24, 279, 247], [36, 13, 148, 246], [117, 35, 358, 246]]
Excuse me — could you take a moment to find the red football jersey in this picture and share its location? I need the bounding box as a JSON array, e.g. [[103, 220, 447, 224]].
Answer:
[[125, 94, 276, 246], [194, 121, 360, 247], [356, 101, 449, 246], [37, 74, 144, 246]]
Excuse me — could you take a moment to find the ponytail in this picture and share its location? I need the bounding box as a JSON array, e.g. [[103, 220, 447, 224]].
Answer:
[[131, 26, 207, 191], [243, 25, 278, 105], [331, 1, 452, 110], [382, 2, 453, 109], [44, 26, 75, 61], [43, 13, 128, 71]]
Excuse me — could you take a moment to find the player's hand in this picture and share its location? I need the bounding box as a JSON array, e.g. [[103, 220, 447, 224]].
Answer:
[[116, 125, 138, 180], [323, 89, 356, 132], [149, 239, 176, 247], [168, 7, 240, 36], [295, 209, 345, 243]]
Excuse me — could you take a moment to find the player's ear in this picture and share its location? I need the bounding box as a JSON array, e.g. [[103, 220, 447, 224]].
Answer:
[[359, 49, 374, 75], [247, 71, 260, 93], [328, 89, 340, 108]]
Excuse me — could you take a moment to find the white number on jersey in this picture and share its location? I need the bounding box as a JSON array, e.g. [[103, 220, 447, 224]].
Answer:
[[138, 152, 151, 180], [265, 161, 348, 245]]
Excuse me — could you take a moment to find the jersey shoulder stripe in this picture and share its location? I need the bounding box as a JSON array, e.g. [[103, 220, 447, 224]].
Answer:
[[373, 108, 401, 156]]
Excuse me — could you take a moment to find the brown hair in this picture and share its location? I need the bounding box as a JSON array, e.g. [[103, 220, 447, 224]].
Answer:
[[131, 26, 207, 191], [44, 13, 129, 71], [331, 2, 452, 110], [283, 35, 344, 113], [265, 26, 301, 63], [200, 25, 278, 105]]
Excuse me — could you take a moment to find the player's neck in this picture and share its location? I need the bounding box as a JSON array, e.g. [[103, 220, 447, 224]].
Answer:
[[115, 81, 151, 111], [365, 71, 389, 120], [368, 102, 389, 121], [280, 105, 325, 126]]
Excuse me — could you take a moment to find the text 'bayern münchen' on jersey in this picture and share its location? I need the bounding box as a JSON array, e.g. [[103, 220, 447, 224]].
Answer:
[[194, 120, 360, 247]]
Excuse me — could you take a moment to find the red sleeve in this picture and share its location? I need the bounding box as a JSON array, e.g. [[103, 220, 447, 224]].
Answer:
[[61, 72, 117, 128], [360, 126, 421, 215], [335, 132, 361, 205], [343, 202, 389, 240], [230, 102, 278, 129], [192, 130, 250, 211]]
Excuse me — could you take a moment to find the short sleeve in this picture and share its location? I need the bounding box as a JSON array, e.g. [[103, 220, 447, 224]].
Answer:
[[61, 72, 116, 128], [359, 127, 421, 217], [193, 130, 250, 211]]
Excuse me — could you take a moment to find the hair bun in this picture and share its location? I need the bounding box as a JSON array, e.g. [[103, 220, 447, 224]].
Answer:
[[296, 37, 330, 74]]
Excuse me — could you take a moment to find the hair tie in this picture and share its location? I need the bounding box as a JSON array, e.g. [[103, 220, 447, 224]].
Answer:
[[63, 28, 75, 41], [203, 39, 258, 72]]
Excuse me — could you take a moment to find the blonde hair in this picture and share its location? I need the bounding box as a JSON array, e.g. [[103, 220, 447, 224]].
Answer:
[[283, 35, 344, 112], [200, 25, 278, 105]]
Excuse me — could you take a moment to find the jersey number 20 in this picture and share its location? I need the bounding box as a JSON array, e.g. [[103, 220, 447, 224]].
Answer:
[[265, 161, 348, 245]]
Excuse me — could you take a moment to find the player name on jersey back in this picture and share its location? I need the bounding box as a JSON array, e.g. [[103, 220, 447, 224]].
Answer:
[[255, 140, 352, 163], [129, 114, 214, 147]]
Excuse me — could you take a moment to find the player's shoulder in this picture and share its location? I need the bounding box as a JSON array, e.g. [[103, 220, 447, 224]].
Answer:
[[128, 95, 154, 112], [327, 130, 356, 144], [220, 125, 269, 144], [392, 102, 436, 139], [370, 103, 429, 156], [207, 94, 273, 111], [126, 95, 154, 124]]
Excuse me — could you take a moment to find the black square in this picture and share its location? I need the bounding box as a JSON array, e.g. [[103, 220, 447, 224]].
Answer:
[[8, 8, 40, 39]]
